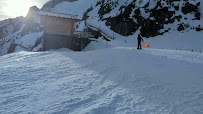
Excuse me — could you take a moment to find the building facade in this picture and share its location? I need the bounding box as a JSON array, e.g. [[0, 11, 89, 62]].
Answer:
[[39, 11, 90, 51]]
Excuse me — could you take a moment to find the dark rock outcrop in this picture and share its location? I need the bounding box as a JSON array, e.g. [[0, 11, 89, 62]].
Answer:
[[97, 0, 202, 38], [178, 24, 185, 31], [104, 1, 177, 38], [8, 44, 18, 54], [105, 2, 138, 36], [182, 2, 198, 14]]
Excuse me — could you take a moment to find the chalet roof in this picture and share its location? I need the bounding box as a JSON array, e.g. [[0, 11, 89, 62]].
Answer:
[[39, 11, 82, 21]]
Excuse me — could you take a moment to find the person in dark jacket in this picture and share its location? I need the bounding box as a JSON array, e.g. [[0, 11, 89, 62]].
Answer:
[[137, 34, 144, 49]]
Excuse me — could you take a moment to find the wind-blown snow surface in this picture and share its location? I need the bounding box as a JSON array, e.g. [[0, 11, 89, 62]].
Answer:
[[1, 47, 203, 113]]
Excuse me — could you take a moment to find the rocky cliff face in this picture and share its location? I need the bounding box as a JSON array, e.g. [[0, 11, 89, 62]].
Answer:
[[95, 0, 202, 37], [0, 17, 25, 40]]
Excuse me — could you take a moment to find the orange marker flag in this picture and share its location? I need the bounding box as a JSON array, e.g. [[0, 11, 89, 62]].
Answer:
[[141, 43, 150, 47]]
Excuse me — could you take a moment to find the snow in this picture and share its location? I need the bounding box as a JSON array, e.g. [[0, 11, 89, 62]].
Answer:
[[0, 44, 203, 113], [14, 45, 29, 52], [39, 11, 82, 20], [140, 8, 150, 19], [135, 0, 150, 7], [32, 43, 43, 51], [6, 25, 14, 35], [145, 30, 203, 52], [0, 0, 203, 113], [147, 0, 157, 10], [75, 21, 86, 31], [15, 32, 43, 50], [85, 37, 113, 51], [51, 0, 100, 18]]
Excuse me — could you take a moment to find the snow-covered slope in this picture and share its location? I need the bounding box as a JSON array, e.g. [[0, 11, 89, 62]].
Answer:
[[0, 47, 203, 113], [50, 0, 99, 18]]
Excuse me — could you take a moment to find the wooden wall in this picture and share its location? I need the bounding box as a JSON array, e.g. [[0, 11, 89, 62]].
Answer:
[[41, 16, 75, 36]]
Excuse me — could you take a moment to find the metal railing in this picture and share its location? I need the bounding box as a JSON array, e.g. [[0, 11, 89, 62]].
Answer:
[[85, 22, 114, 40]]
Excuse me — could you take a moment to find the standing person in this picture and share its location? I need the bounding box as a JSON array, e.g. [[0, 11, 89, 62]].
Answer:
[[137, 34, 144, 49]]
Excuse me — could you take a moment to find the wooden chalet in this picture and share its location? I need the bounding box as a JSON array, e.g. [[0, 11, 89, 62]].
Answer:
[[39, 11, 90, 51]]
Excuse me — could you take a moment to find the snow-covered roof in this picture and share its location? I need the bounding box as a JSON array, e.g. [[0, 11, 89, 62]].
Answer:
[[39, 11, 82, 21]]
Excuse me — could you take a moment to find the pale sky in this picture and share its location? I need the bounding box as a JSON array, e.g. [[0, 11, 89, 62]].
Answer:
[[0, 0, 49, 21]]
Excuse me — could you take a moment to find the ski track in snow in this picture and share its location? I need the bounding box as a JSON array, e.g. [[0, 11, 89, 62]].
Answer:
[[0, 47, 203, 114]]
